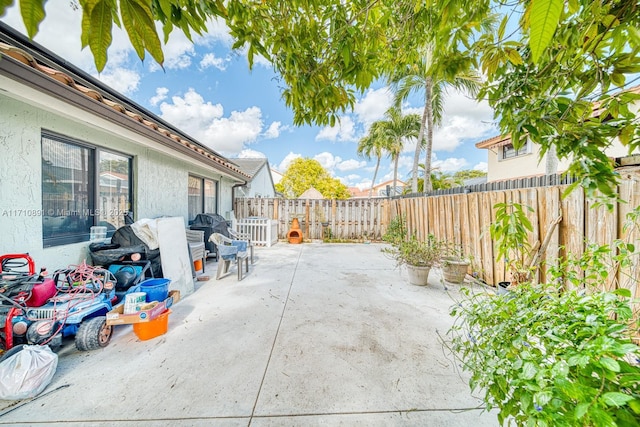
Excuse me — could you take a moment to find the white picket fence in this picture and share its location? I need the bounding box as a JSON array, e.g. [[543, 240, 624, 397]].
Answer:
[[233, 217, 278, 247]]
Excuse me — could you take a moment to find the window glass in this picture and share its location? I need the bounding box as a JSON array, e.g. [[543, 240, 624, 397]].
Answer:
[[502, 142, 529, 159], [42, 134, 133, 247], [204, 179, 216, 213], [42, 136, 93, 245], [99, 151, 131, 232], [188, 175, 203, 221]]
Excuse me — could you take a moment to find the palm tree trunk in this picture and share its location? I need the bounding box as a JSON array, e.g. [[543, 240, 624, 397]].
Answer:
[[411, 86, 429, 193], [369, 156, 381, 198], [423, 77, 434, 193], [393, 154, 399, 196]]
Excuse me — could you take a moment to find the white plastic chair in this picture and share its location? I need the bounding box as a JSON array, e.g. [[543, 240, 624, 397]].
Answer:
[[186, 229, 206, 274], [209, 233, 249, 280], [228, 228, 254, 264]]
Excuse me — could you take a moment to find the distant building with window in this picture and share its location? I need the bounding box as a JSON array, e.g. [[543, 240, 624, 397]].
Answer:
[[476, 86, 640, 182], [349, 180, 406, 198], [476, 134, 636, 183]]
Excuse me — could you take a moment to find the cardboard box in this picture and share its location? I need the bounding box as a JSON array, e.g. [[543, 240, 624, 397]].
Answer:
[[106, 290, 180, 325]]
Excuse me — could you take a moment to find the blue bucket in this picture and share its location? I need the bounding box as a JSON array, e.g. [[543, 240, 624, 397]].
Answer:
[[138, 278, 170, 302]]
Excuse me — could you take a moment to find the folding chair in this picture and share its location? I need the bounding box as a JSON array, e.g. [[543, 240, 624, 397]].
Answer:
[[209, 233, 249, 280]]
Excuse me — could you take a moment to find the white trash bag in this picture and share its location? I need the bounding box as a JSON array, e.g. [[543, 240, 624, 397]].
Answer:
[[0, 345, 58, 400]]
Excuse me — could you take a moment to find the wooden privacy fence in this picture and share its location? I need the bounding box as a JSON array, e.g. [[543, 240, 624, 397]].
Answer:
[[234, 167, 639, 295], [234, 197, 390, 241]]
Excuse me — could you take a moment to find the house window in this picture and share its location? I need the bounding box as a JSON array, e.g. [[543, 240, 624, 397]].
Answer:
[[204, 179, 216, 213], [99, 151, 132, 232], [41, 133, 132, 247], [501, 141, 530, 159], [188, 175, 217, 221]]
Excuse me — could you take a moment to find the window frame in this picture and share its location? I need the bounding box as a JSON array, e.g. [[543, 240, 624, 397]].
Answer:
[[188, 174, 218, 222], [500, 140, 531, 160], [41, 131, 133, 247]]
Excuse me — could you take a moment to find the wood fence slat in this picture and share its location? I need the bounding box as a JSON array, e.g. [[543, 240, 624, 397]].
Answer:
[[479, 192, 496, 285], [489, 191, 506, 284], [235, 168, 637, 297], [586, 194, 618, 291], [467, 193, 484, 277], [617, 168, 640, 299], [560, 188, 585, 289]]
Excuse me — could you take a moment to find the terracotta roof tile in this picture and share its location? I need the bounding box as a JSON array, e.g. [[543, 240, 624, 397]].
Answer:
[[0, 39, 250, 180]]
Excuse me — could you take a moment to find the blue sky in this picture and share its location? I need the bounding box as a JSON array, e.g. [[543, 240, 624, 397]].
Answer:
[[2, 5, 498, 189]]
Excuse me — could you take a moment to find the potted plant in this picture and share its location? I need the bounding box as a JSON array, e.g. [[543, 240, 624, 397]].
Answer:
[[488, 202, 535, 291], [383, 234, 443, 286], [440, 243, 471, 284]]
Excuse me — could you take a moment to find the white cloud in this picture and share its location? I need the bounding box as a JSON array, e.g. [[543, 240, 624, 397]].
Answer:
[[336, 159, 366, 172], [433, 115, 495, 151], [314, 152, 342, 172], [433, 157, 469, 172], [237, 149, 267, 158], [147, 30, 195, 71], [150, 87, 169, 106], [354, 179, 372, 190], [252, 54, 272, 68], [433, 89, 496, 151], [354, 87, 394, 126], [205, 107, 264, 152], [316, 116, 356, 142], [158, 88, 265, 154], [277, 152, 302, 172], [396, 155, 415, 171], [473, 162, 488, 172], [159, 88, 224, 130], [199, 19, 234, 46], [200, 53, 229, 71], [98, 68, 140, 95], [263, 122, 283, 139]]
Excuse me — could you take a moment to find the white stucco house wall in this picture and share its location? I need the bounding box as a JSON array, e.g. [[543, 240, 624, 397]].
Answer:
[[0, 23, 249, 270], [231, 158, 277, 198], [476, 87, 640, 182], [270, 168, 284, 186]]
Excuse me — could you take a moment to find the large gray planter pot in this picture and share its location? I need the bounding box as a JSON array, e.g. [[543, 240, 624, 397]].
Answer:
[[406, 264, 431, 286], [441, 257, 470, 284]]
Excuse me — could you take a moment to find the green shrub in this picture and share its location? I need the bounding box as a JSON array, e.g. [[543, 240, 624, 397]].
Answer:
[[382, 214, 407, 246], [449, 284, 640, 426]]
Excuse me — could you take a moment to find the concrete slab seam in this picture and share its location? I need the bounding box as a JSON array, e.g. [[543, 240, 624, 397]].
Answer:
[[248, 245, 304, 426]]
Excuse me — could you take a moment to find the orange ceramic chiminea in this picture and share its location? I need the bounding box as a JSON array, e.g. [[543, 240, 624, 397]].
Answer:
[[287, 218, 303, 244]]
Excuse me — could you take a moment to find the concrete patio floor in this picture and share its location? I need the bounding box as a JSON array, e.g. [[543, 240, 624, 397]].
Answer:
[[0, 243, 498, 426]]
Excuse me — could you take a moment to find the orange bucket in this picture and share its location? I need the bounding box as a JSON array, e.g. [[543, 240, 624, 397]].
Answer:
[[133, 309, 171, 341], [193, 259, 203, 271]]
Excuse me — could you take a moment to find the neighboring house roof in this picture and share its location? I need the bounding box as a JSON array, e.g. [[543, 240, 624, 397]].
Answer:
[[475, 135, 511, 149], [0, 22, 249, 182], [463, 177, 488, 186], [299, 186, 324, 199], [349, 187, 368, 198], [232, 158, 269, 178]]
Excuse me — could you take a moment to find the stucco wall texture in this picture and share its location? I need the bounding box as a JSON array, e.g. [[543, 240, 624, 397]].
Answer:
[[0, 94, 232, 271]]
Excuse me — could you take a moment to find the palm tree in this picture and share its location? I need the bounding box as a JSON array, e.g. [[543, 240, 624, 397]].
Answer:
[[359, 107, 421, 197], [357, 121, 388, 198], [390, 43, 481, 193], [377, 107, 421, 196]]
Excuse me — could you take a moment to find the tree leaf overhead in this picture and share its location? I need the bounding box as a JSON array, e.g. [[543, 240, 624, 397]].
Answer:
[[4, 0, 639, 201], [528, 0, 563, 64], [18, 0, 45, 38]]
